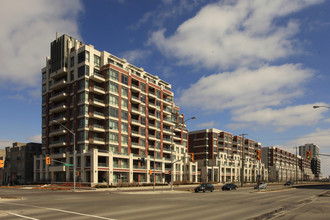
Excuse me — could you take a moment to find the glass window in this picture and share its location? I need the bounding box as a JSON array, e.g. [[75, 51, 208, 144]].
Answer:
[[121, 87, 128, 97], [109, 120, 118, 130], [121, 99, 128, 109], [121, 123, 128, 132], [70, 56, 74, 67], [121, 111, 128, 121], [156, 90, 161, 98], [94, 55, 101, 66], [86, 51, 90, 62], [109, 82, 118, 93], [109, 95, 118, 106], [110, 69, 119, 81], [109, 108, 118, 117], [141, 83, 145, 92], [121, 135, 128, 144], [121, 74, 128, 85], [78, 52, 85, 63], [109, 133, 118, 143]]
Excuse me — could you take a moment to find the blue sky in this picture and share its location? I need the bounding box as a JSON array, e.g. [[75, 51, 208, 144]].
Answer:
[[1, 0, 330, 176]]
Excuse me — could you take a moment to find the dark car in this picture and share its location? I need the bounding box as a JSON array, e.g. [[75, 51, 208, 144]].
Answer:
[[284, 181, 294, 186], [194, 183, 214, 192], [222, 183, 237, 190]]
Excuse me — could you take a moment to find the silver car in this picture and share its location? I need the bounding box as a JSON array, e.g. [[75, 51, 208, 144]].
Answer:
[[254, 182, 267, 189]]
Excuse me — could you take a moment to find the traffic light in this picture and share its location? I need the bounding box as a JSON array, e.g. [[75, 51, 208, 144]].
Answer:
[[46, 156, 51, 165], [256, 150, 261, 160], [149, 170, 152, 175], [306, 151, 311, 160], [190, 153, 194, 162], [0, 160, 4, 168]]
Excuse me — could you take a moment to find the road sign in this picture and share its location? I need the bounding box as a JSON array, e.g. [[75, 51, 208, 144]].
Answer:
[[63, 163, 73, 167]]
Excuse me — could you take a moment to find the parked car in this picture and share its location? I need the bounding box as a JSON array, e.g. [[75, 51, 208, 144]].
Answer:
[[284, 181, 294, 186], [194, 183, 214, 192], [222, 183, 237, 190], [254, 182, 267, 189]]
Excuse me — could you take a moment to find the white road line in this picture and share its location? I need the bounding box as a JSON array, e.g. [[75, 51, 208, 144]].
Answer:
[[6, 203, 116, 220], [7, 212, 40, 220]]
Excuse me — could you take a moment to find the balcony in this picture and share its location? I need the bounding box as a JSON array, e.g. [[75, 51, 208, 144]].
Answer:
[[163, 107, 172, 116], [163, 119, 175, 126], [90, 137, 105, 145], [131, 130, 140, 137], [162, 97, 172, 106], [49, 140, 67, 148], [49, 128, 67, 137], [50, 67, 67, 79], [90, 111, 105, 120], [148, 102, 157, 109], [90, 73, 105, 82], [50, 92, 67, 102], [50, 116, 67, 124], [131, 84, 140, 92], [148, 92, 157, 99], [148, 112, 157, 120], [131, 106, 140, 114], [162, 127, 172, 135], [91, 85, 105, 95], [89, 98, 105, 107], [50, 104, 67, 113], [131, 118, 141, 126], [148, 134, 157, 141], [131, 95, 140, 104], [90, 124, 105, 132], [50, 79, 67, 90], [163, 137, 172, 144]]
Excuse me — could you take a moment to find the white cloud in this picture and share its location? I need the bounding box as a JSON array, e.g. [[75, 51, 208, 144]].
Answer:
[[0, 139, 15, 149], [196, 121, 216, 128], [121, 49, 151, 64], [285, 128, 330, 176], [233, 103, 328, 131], [0, 0, 83, 90], [27, 134, 42, 143], [149, 0, 323, 70], [177, 64, 313, 112]]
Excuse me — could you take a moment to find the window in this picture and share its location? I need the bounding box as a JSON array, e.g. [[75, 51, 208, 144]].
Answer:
[[141, 117, 145, 125], [78, 65, 89, 77], [78, 52, 85, 63], [70, 71, 74, 81], [109, 95, 118, 106], [121, 135, 128, 145], [121, 74, 128, 85], [141, 83, 145, 92], [110, 69, 119, 81], [70, 56, 74, 67], [121, 87, 128, 97], [109, 120, 118, 130], [121, 99, 128, 109], [156, 90, 161, 98], [121, 111, 128, 121], [109, 82, 118, 93], [94, 55, 101, 66], [109, 133, 118, 143], [86, 51, 90, 62], [109, 108, 118, 118], [121, 123, 128, 132]]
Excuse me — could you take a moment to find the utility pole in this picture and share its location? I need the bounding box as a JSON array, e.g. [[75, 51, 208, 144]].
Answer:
[[240, 134, 247, 187]]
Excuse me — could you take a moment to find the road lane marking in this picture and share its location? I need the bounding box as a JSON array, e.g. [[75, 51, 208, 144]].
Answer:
[[6, 202, 116, 220], [7, 212, 40, 220]]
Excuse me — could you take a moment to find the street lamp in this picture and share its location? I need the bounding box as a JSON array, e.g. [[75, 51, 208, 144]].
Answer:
[[53, 120, 76, 192], [170, 116, 196, 191]]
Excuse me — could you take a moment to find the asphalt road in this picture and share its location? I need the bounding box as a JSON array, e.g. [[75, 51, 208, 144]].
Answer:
[[0, 184, 329, 220]]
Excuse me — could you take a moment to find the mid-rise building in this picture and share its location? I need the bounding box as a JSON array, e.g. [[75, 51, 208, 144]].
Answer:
[[3, 142, 42, 185], [261, 146, 313, 182], [34, 34, 198, 186], [189, 128, 267, 183]]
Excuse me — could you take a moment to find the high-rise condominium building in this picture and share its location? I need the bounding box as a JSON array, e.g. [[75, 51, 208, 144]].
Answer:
[[299, 143, 321, 179], [34, 34, 198, 185]]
